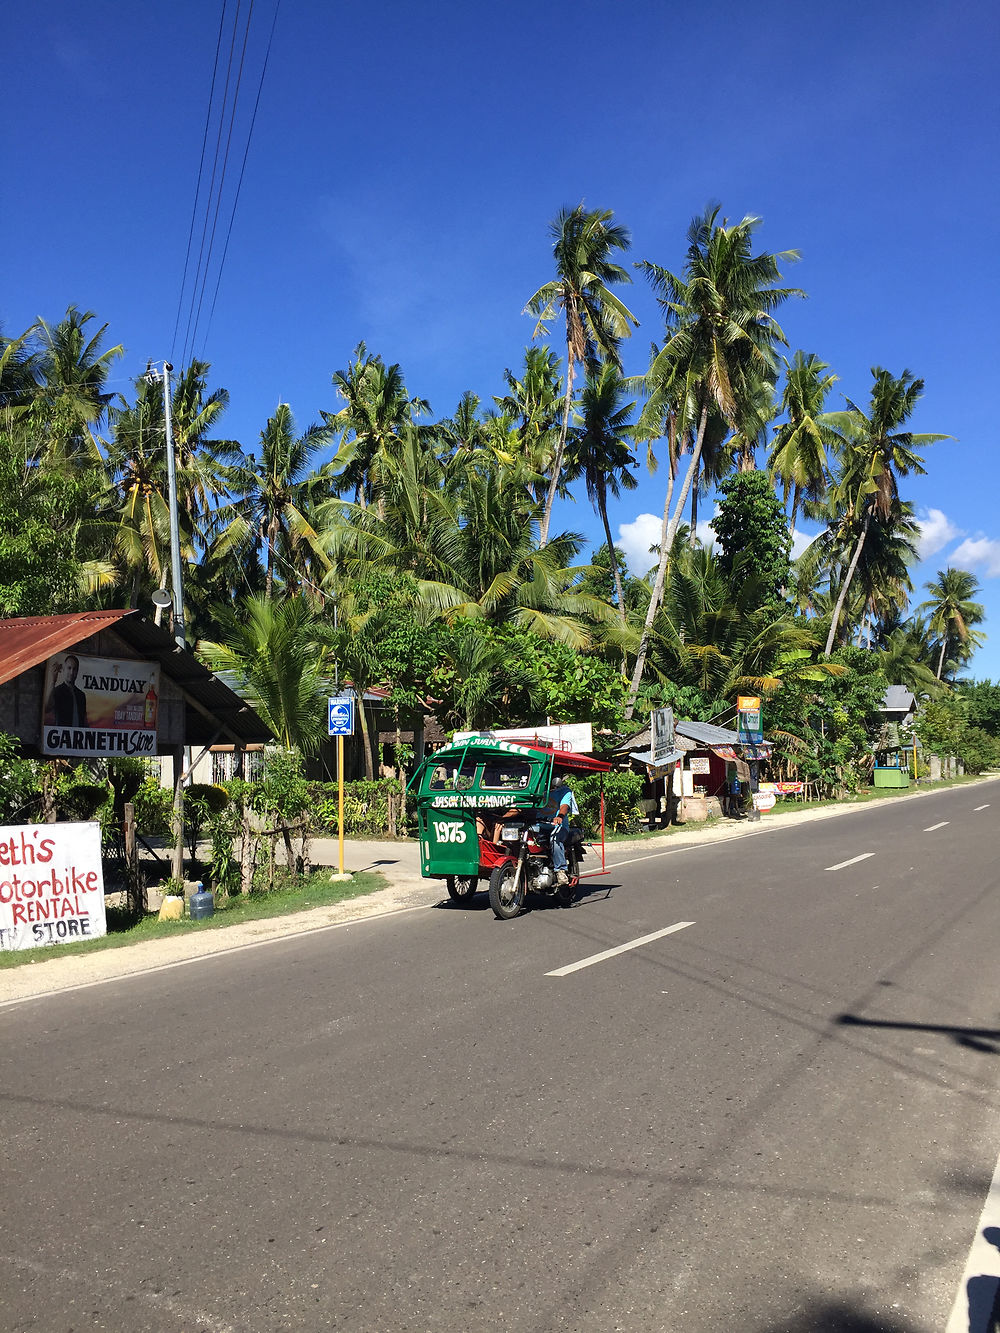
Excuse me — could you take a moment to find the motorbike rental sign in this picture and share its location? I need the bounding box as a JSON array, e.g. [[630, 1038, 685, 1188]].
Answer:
[[42, 652, 160, 759], [0, 821, 106, 952]]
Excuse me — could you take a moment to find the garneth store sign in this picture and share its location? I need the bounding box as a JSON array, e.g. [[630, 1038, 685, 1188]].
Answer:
[[0, 822, 106, 951], [41, 652, 159, 758]]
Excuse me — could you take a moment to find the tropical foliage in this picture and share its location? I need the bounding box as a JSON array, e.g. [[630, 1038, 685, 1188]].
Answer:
[[0, 205, 988, 808]]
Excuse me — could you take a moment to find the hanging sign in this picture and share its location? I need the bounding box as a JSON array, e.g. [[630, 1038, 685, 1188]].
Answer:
[[0, 822, 106, 951], [42, 653, 159, 759], [651, 707, 675, 766], [737, 694, 763, 744]]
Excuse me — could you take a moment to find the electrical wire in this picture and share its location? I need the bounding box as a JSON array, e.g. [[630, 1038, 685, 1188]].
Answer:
[[201, 0, 281, 355], [182, 0, 255, 367], [170, 1, 229, 361], [179, 0, 250, 368], [172, 1, 279, 373]]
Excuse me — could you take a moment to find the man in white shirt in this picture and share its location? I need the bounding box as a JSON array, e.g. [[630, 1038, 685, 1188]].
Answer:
[[545, 771, 579, 885]]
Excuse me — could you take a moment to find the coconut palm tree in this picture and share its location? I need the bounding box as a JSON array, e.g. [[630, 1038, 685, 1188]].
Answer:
[[767, 351, 839, 544], [524, 205, 638, 547], [31, 306, 124, 459], [626, 206, 802, 713], [822, 368, 949, 655], [325, 343, 429, 513], [214, 404, 339, 599], [564, 363, 638, 621], [919, 567, 985, 679]]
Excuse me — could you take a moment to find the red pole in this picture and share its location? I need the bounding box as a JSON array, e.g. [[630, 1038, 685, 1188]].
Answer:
[[600, 779, 606, 872]]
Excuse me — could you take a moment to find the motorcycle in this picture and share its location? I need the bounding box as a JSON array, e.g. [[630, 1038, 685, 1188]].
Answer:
[[488, 817, 587, 919]]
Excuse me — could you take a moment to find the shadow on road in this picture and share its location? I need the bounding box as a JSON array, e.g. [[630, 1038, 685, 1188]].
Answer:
[[431, 881, 619, 912], [837, 1012, 1000, 1054], [754, 1299, 926, 1332]]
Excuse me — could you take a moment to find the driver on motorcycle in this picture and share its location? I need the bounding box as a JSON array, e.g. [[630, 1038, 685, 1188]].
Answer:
[[543, 771, 579, 885]]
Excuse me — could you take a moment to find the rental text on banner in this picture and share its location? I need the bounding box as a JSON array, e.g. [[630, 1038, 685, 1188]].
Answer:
[[0, 822, 106, 951], [42, 652, 160, 759]]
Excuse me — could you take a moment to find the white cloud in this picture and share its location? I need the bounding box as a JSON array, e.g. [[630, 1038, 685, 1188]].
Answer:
[[917, 508, 963, 559], [616, 513, 663, 575], [791, 527, 819, 560], [950, 536, 1000, 578]]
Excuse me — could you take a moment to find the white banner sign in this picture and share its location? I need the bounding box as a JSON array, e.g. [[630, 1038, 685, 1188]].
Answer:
[[0, 822, 107, 951], [42, 652, 160, 759], [451, 723, 594, 753]]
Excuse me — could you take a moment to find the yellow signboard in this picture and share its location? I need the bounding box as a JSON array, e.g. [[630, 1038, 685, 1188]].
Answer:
[[737, 695, 761, 712]]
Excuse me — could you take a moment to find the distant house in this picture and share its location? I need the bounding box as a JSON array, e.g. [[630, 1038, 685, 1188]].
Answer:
[[880, 686, 917, 731]]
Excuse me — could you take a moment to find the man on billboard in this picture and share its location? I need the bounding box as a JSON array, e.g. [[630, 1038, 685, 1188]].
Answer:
[[48, 655, 89, 728]]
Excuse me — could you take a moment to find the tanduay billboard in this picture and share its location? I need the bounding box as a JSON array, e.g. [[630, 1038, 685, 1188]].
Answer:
[[41, 652, 160, 759]]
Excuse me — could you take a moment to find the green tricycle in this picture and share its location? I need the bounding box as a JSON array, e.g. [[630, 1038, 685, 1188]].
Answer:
[[409, 738, 611, 919]]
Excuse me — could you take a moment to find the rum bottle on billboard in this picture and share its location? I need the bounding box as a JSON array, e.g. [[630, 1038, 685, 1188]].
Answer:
[[144, 684, 158, 727]]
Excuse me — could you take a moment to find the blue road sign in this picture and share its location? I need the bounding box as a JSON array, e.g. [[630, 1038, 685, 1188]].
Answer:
[[328, 693, 355, 737]]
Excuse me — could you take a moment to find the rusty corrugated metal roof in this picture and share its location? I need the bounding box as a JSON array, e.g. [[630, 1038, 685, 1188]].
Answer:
[[0, 610, 273, 745], [0, 610, 135, 686]]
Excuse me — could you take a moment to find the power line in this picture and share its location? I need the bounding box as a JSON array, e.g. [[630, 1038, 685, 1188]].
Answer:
[[171, 0, 279, 372], [182, 0, 255, 367], [179, 0, 249, 368], [202, 0, 281, 355], [172, 0, 230, 362]]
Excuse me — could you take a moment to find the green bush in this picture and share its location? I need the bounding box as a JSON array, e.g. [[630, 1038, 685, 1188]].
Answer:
[[573, 770, 645, 835], [307, 779, 406, 837], [958, 726, 1000, 775], [133, 776, 173, 837]]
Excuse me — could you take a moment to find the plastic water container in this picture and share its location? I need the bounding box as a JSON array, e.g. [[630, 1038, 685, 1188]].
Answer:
[[188, 881, 215, 920]]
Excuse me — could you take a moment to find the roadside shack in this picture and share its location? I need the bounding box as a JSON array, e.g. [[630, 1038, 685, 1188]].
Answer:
[[0, 610, 273, 887], [620, 717, 771, 823]]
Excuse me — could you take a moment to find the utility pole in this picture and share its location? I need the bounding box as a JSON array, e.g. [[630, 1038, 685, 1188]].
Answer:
[[145, 361, 185, 650], [146, 360, 187, 883]]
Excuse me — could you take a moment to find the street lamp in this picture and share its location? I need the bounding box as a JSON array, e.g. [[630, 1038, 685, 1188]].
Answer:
[[144, 361, 186, 651]]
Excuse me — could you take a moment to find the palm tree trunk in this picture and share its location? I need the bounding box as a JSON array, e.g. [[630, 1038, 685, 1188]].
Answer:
[[626, 401, 708, 717], [689, 461, 700, 549], [824, 507, 871, 655], [265, 515, 278, 600], [936, 637, 947, 679], [597, 476, 626, 624], [538, 350, 575, 548], [789, 483, 801, 550], [357, 692, 375, 780]]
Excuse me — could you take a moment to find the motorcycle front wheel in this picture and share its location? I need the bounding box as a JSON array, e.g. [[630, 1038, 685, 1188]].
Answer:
[[488, 860, 525, 920], [446, 874, 478, 904]]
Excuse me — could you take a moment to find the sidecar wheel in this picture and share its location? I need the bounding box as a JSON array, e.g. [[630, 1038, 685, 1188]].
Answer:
[[446, 874, 478, 904], [488, 861, 525, 920]]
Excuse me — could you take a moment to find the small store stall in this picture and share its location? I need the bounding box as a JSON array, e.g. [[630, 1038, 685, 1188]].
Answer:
[[620, 717, 772, 823]]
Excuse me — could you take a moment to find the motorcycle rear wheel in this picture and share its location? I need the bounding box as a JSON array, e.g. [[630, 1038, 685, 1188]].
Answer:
[[488, 861, 525, 920], [557, 852, 579, 907]]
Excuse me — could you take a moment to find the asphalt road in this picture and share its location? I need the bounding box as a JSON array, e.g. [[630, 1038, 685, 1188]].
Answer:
[[2, 785, 999, 1332]]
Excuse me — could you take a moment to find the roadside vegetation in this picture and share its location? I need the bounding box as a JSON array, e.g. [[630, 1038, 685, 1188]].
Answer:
[[2, 201, 997, 911]]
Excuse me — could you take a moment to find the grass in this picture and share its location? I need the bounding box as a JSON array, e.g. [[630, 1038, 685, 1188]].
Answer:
[[0, 869, 386, 970]]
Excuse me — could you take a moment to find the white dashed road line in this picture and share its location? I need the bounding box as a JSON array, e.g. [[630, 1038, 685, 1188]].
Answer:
[[546, 921, 694, 977], [924, 821, 950, 832], [825, 853, 875, 871]]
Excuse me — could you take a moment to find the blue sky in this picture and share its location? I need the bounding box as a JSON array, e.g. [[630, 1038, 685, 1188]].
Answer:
[[4, 1, 999, 672]]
